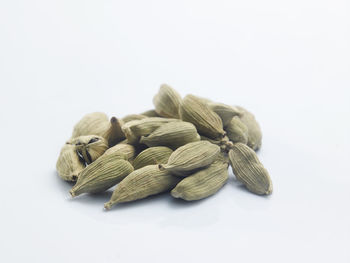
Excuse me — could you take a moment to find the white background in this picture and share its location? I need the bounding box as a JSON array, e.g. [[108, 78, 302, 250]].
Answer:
[[1, 1, 349, 262]]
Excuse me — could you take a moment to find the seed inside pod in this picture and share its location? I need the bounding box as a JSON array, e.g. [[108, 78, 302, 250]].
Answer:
[[72, 135, 108, 164]]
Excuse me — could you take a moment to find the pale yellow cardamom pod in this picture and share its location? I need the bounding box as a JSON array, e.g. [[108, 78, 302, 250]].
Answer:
[[103, 142, 136, 162], [121, 114, 148, 123], [56, 143, 85, 182], [70, 153, 134, 197], [236, 106, 262, 151], [228, 143, 272, 195], [140, 121, 200, 149], [225, 116, 248, 144], [179, 95, 225, 139], [159, 141, 220, 176], [104, 165, 181, 209], [208, 102, 242, 127], [72, 135, 108, 164], [132, 146, 173, 170], [122, 117, 180, 144], [171, 161, 229, 201], [140, 109, 160, 117], [153, 84, 182, 118]]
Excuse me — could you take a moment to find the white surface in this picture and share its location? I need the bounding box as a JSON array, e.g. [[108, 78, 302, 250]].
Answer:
[[1, 1, 349, 262]]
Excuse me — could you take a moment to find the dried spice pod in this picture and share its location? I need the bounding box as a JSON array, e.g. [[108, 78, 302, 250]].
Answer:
[[132, 146, 173, 170], [122, 114, 148, 123], [140, 121, 200, 149], [103, 142, 136, 162], [104, 165, 181, 209], [140, 109, 160, 117], [153, 84, 182, 118], [236, 106, 262, 151], [56, 143, 85, 181], [103, 117, 126, 147], [72, 112, 110, 138], [159, 141, 220, 176], [208, 102, 242, 127], [70, 154, 134, 197], [228, 143, 272, 195], [179, 95, 225, 139], [225, 116, 248, 144], [72, 135, 108, 165], [171, 161, 229, 201], [122, 117, 180, 144]]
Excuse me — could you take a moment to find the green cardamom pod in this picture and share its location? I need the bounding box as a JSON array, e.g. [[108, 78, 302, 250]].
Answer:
[[122, 117, 180, 144], [236, 106, 262, 151], [228, 143, 272, 195], [72, 135, 108, 165], [103, 142, 136, 162], [208, 102, 242, 127], [132, 146, 173, 170], [140, 121, 200, 149], [104, 165, 181, 209], [140, 109, 160, 117], [56, 143, 85, 182], [153, 84, 182, 118], [159, 141, 220, 176], [179, 95, 225, 139], [225, 116, 248, 144], [171, 161, 229, 201], [103, 117, 126, 147], [122, 114, 148, 123], [70, 153, 134, 197]]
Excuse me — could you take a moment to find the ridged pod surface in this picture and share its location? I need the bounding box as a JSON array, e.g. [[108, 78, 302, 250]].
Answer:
[[122, 114, 148, 123], [56, 143, 85, 182], [104, 165, 181, 209], [159, 141, 220, 176], [71, 112, 109, 138], [171, 161, 229, 201], [208, 102, 242, 127], [236, 106, 262, 151], [103, 143, 136, 162], [153, 84, 182, 118], [225, 116, 248, 144], [140, 109, 160, 117], [179, 95, 225, 139], [122, 117, 180, 144], [228, 143, 272, 195], [132, 147, 173, 170], [140, 121, 200, 149], [70, 153, 134, 197]]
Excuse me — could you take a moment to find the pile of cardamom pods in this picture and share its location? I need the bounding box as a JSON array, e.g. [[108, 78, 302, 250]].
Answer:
[[56, 84, 272, 210]]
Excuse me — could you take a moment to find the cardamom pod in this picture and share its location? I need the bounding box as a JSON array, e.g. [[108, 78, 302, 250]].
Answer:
[[71, 112, 109, 137], [70, 153, 134, 197], [171, 161, 229, 201], [159, 141, 220, 176], [140, 121, 200, 149], [72, 113, 125, 147], [72, 135, 108, 165], [104, 165, 181, 209], [56, 143, 85, 181], [228, 143, 272, 195], [236, 106, 262, 151], [179, 95, 225, 139], [122, 114, 148, 123], [225, 116, 248, 144], [132, 146, 173, 170], [122, 117, 180, 144], [153, 84, 182, 118], [140, 109, 160, 117], [208, 102, 242, 127], [103, 142, 136, 162]]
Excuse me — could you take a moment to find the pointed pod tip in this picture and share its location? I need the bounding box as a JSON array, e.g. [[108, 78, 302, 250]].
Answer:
[[69, 189, 76, 198], [158, 164, 166, 171], [104, 202, 112, 210]]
